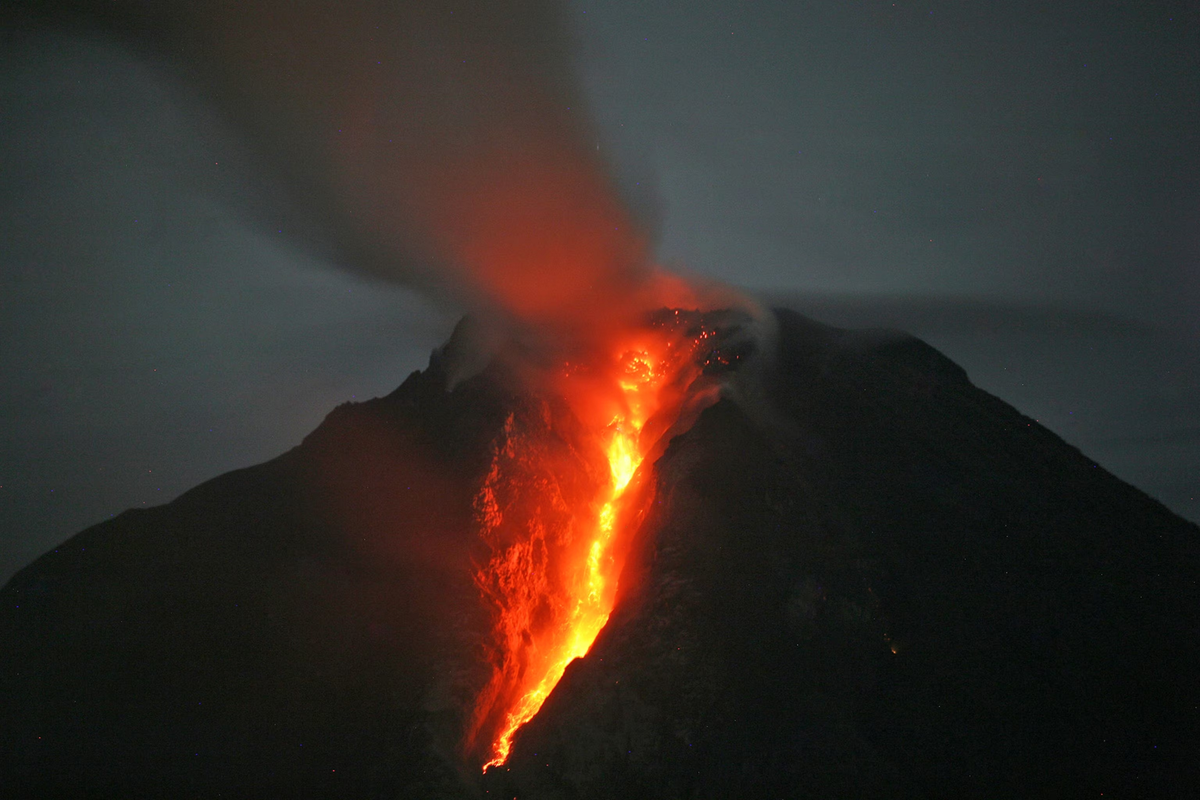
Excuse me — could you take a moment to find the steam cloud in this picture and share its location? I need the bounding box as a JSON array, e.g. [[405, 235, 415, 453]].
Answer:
[[19, 0, 680, 348]]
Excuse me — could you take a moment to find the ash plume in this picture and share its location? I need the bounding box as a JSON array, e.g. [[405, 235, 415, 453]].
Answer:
[[11, 0, 684, 348]]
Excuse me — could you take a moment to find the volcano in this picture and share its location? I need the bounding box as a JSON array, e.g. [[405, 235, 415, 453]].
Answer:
[[3, 308, 1198, 798]]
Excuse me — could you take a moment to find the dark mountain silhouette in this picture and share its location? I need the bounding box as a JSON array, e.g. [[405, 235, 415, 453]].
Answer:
[[3, 309, 1198, 798]]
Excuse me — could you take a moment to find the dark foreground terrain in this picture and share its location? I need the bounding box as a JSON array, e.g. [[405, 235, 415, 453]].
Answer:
[[3, 309, 1198, 798]]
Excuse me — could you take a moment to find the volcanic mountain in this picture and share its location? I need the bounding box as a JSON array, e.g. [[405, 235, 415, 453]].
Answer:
[[2, 308, 1198, 798]]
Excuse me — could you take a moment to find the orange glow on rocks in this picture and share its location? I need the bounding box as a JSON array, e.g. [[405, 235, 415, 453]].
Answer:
[[469, 312, 738, 771]]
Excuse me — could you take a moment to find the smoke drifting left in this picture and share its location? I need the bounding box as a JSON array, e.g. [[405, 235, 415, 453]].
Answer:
[[13, 0, 691, 351]]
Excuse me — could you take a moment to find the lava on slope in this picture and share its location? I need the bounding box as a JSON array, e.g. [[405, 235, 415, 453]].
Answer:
[[463, 309, 757, 769]]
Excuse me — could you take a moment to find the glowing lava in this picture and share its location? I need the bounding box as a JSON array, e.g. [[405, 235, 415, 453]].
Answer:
[[478, 342, 665, 771], [468, 311, 745, 772]]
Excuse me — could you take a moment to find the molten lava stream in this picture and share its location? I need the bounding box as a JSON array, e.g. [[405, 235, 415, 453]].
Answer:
[[478, 338, 682, 772], [481, 425, 640, 770]]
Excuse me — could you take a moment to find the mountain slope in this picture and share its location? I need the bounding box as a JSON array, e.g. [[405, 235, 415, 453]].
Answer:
[[3, 310, 1197, 798]]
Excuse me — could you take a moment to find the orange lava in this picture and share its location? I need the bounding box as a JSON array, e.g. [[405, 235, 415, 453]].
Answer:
[[473, 319, 708, 771]]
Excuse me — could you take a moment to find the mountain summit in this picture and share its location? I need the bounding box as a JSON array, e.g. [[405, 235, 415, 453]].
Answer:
[[3, 309, 1197, 797]]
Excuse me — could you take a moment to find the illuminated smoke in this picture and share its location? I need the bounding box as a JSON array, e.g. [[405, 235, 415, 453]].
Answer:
[[22, 0, 687, 347]]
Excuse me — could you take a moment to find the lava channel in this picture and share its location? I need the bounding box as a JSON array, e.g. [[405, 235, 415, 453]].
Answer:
[[470, 312, 734, 770]]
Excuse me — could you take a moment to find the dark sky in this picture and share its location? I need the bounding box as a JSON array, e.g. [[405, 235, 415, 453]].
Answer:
[[2, 0, 1198, 582]]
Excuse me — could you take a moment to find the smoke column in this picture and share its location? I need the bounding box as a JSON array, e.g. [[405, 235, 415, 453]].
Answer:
[[15, 0, 686, 347]]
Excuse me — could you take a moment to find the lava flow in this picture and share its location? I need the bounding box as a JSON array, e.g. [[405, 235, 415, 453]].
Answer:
[[480, 385, 645, 770], [471, 312, 740, 770]]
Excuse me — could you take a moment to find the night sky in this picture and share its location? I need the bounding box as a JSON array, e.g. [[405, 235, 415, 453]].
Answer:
[[2, 0, 1198, 583]]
